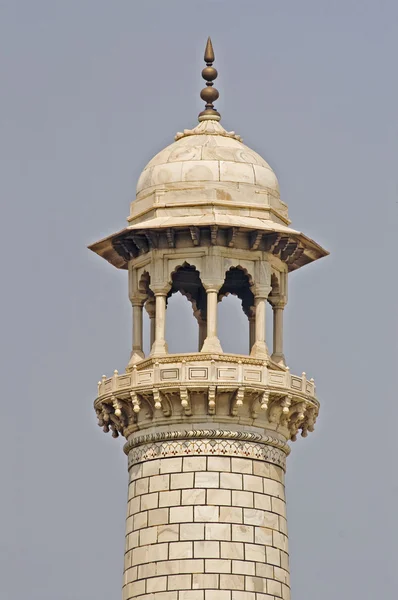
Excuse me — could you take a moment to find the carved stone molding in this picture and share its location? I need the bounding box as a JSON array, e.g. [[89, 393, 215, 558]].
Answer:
[[124, 428, 290, 455], [95, 354, 319, 443], [126, 436, 287, 471], [133, 353, 267, 369], [174, 119, 243, 142]]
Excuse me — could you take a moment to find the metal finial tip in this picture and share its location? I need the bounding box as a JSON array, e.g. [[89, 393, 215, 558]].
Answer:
[[204, 37, 215, 63], [198, 37, 220, 122]]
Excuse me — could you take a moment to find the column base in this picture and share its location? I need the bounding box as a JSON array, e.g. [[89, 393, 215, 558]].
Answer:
[[201, 336, 223, 353], [150, 340, 168, 356], [250, 341, 269, 360], [271, 352, 286, 367], [127, 350, 145, 367]]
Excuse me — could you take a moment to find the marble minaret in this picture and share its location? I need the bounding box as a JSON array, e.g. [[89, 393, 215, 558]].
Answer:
[[90, 38, 328, 600]]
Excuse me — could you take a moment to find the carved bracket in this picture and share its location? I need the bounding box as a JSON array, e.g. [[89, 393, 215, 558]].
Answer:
[[179, 387, 192, 416], [231, 387, 245, 416], [95, 359, 320, 442], [208, 386, 216, 415]]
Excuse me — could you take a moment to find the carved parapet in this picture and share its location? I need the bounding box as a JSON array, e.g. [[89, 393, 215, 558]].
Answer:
[[94, 353, 319, 443]]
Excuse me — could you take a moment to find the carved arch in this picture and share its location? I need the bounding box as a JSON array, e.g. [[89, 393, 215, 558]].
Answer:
[[167, 262, 207, 322], [219, 265, 255, 318]]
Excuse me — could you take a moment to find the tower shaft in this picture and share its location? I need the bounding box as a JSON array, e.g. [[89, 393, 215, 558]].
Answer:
[[97, 347, 318, 599], [124, 432, 289, 599]]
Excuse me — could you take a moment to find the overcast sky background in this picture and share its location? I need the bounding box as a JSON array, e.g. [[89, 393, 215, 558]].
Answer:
[[1, 1, 397, 599]]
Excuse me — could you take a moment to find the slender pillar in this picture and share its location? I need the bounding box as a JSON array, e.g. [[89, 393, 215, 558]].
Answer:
[[145, 298, 156, 348], [127, 300, 145, 366], [150, 293, 168, 356], [150, 314, 156, 348], [133, 303, 143, 353], [271, 299, 286, 366], [201, 286, 223, 353], [250, 290, 271, 360]]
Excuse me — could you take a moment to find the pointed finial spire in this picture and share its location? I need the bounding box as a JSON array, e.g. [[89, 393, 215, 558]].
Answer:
[[204, 36, 215, 63], [198, 37, 221, 122]]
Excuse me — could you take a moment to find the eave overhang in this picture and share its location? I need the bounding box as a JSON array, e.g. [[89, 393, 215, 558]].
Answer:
[[88, 215, 328, 273]]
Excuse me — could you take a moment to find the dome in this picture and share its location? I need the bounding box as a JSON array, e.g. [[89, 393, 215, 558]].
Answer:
[[89, 37, 328, 273], [136, 120, 280, 199], [129, 36, 288, 227], [130, 119, 289, 228]]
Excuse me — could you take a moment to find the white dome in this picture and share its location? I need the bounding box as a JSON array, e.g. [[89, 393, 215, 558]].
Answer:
[[136, 120, 280, 199], [90, 121, 328, 273]]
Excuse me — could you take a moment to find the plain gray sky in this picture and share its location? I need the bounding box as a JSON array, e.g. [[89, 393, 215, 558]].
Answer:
[[1, 1, 397, 599]]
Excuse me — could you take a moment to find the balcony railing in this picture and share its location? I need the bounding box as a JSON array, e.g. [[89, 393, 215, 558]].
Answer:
[[97, 353, 317, 404]]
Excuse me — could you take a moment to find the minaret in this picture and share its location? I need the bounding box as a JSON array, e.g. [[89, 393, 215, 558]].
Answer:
[[90, 38, 328, 600]]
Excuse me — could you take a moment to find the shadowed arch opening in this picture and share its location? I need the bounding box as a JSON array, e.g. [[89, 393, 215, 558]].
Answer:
[[218, 267, 254, 354], [166, 263, 207, 353]]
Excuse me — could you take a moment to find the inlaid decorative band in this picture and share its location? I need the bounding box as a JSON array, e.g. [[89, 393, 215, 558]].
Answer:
[[124, 429, 289, 455], [125, 431, 288, 471]]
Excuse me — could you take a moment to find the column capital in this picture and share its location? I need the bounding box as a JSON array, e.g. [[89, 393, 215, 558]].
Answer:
[[269, 295, 287, 309], [130, 295, 146, 307], [202, 282, 223, 293], [150, 283, 171, 296], [253, 260, 271, 298], [253, 285, 272, 300], [145, 297, 156, 317], [201, 252, 224, 292]]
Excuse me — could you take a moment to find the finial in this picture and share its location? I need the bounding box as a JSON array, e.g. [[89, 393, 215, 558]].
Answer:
[[204, 36, 215, 63], [198, 37, 221, 122]]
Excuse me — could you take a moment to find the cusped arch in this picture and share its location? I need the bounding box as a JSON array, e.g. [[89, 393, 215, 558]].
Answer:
[[167, 262, 207, 322], [168, 258, 203, 286], [219, 265, 255, 318]]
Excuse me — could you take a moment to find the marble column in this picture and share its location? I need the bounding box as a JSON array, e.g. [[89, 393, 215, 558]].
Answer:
[[250, 289, 271, 360], [201, 286, 223, 353], [145, 297, 156, 349], [271, 299, 286, 366], [150, 292, 168, 356], [127, 300, 145, 366]]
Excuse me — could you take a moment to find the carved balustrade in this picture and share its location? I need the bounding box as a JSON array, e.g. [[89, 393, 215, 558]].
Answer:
[[94, 353, 318, 443]]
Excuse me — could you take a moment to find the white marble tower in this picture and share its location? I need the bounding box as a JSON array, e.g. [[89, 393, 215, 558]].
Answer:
[[90, 38, 328, 600]]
